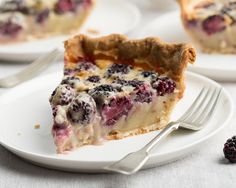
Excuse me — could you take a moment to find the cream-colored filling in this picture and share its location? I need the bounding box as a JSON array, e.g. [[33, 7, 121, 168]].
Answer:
[[54, 93, 177, 153]]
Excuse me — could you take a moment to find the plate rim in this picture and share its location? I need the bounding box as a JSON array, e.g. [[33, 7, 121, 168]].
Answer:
[[0, 71, 234, 165]]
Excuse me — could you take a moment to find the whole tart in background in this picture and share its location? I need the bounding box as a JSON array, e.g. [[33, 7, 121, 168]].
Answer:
[[0, 0, 95, 43], [178, 0, 236, 54], [49, 34, 196, 153]]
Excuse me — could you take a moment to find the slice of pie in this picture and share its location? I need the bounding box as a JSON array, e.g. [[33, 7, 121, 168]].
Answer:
[[0, 0, 95, 43], [178, 0, 236, 54], [49, 34, 196, 153]]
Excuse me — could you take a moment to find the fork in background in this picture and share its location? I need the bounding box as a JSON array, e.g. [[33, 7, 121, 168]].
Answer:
[[104, 87, 222, 175], [0, 49, 62, 88]]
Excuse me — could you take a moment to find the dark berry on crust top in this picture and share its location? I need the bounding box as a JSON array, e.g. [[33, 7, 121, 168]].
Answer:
[[223, 136, 236, 163], [141, 71, 157, 78], [88, 84, 117, 97], [107, 63, 132, 77], [67, 94, 95, 125], [113, 79, 144, 89], [87, 75, 101, 83], [77, 60, 96, 71], [202, 15, 226, 35]]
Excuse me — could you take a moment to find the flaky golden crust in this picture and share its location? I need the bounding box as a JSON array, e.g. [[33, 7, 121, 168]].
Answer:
[[64, 34, 196, 98]]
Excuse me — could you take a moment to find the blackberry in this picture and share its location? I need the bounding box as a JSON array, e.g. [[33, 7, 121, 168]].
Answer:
[[134, 85, 153, 103], [49, 84, 75, 106], [87, 75, 101, 83], [223, 136, 236, 163], [151, 77, 176, 96], [54, 0, 76, 14], [61, 76, 80, 87], [67, 93, 96, 125], [89, 84, 117, 97], [141, 71, 157, 78], [113, 79, 128, 86], [52, 122, 69, 137], [128, 79, 144, 89], [64, 68, 75, 76], [202, 15, 226, 35], [102, 96, 133, 126], [77, 60, 96, 71], [113, 79, 144, 89], [35, 8, 50, 23], [107, 63, 132, 76]]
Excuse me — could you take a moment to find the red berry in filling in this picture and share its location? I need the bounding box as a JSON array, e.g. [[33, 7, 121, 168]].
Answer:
[[0, 19, 22, 37], [202, 15, 226, 35], [54, 0, 76, 14], [49, 84, 75, 106], [102, 96, 133, 126], [107, 63, 132, 77], [36, 9, 50, 23], [133, 85, 153, 103], [151, 77, 176, 96]]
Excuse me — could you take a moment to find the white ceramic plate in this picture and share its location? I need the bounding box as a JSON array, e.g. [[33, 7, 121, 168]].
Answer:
[[138, 11, 236, 81], [0, 0, 141, 62], [0, 71, 233, 173]]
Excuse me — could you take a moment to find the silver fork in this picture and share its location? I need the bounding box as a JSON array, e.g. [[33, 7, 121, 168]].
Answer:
[[104, 87, 222, 175], [0, 49, 62, 88]]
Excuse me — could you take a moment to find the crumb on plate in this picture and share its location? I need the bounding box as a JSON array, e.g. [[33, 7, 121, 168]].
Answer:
[[34, 124, 40, 129], [86, 28, 100, 35]]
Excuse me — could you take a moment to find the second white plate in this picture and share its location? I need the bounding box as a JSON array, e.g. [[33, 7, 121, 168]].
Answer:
[[0, 71, 233, 172], [138, 11, 236, 81], [0, 0, 141, 62]]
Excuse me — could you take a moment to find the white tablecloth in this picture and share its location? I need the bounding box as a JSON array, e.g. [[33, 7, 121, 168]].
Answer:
[[0, 3, 236, 188]]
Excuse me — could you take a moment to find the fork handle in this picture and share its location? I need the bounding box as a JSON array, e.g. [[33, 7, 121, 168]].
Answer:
[[141, 122, 180, 153]]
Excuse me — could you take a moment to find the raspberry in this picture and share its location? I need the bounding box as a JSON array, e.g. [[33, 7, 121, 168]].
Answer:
[[223, 136, 236, 163]]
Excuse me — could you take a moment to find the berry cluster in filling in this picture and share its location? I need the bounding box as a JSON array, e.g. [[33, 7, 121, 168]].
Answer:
[[186, 1, 236, 35], [50, 58, 177, 134], [0, 0, 92, 37]]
